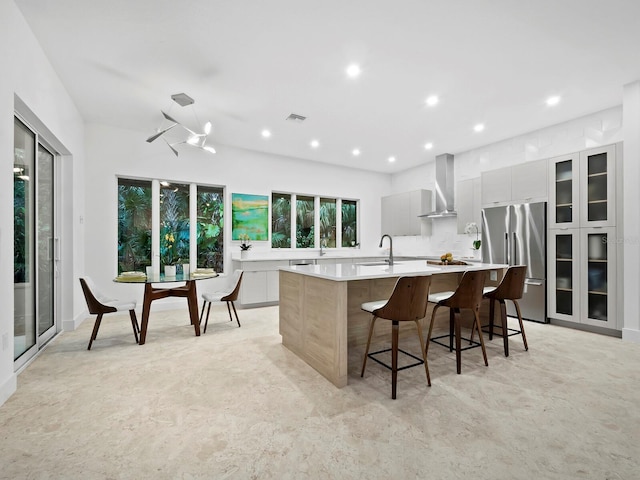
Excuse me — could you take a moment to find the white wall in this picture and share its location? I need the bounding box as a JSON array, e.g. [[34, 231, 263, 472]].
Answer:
[[388, 106, 623, 257], [83, 123, 392, 310], [0, 1, 86, 405]]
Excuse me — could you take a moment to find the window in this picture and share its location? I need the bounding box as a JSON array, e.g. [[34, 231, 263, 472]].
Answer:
[[160, 182, 189, 268], [197, 185, 224, 272], [342, 200, 358, 247], [272, 193, 291, 248], [117, 178, 152, 273], [118, 178, 224, 273], [272, 192, 358, 249], [296, 195, 314, 248], [320, 198, 336, 248]]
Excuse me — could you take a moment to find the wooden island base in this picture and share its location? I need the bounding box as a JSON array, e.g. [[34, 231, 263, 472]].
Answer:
[[279, 265, 503, 388]]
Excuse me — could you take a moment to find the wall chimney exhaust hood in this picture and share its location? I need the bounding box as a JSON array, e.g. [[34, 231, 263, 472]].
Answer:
[[420, 153, 457, 218]]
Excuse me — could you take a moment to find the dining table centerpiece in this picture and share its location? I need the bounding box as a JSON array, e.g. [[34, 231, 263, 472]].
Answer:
[[162, 232, 178, 276]]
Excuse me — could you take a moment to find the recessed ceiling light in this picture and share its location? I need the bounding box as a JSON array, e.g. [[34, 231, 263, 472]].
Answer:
[[310, 140, 320, 148], [388, 156, 396, 163], [425, 95, 439, 107], [160, 181, 170, 186], [473, 124, 485, 132], [261, 129, 271, 138], [352, 148, 361, 156], [346, 64, 361, 78], [424, 142, 433, 150], [546, 95, 561, 106]]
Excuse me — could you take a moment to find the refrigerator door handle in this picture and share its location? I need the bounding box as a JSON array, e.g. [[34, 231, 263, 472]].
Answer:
[[504, 232, 509, 265], [512, 232, 517, 265]]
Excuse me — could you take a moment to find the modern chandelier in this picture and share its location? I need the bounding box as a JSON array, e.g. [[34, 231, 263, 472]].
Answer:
[[146, 93, 216, 156]]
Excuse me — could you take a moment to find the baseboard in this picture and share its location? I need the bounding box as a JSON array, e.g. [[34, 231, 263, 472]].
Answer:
[[64, 311, 88, 331], [622, 328, 640, 343], [549, 318, 622, 338], [0, 373, 17, 407]]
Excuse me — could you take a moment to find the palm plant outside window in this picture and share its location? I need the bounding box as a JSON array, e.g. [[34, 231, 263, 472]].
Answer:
[[118, 178, 224, 274], [271, 193, 291, 248], [296, 195, 314, 248], [117, 178, 152, 274], [320, 198, 336, 248], [341, 200, 357, 247]]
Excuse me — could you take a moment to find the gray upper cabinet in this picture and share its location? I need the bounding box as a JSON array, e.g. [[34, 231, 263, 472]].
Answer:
[[381, 189, 432, 236], [481, 159, 548, 206], [511, 159, 548, 203], [456, 178, 482, 234]]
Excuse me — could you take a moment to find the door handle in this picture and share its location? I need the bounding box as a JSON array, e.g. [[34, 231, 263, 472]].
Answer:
[[512, 232, 517, 265], [54, 237, 60, 261]]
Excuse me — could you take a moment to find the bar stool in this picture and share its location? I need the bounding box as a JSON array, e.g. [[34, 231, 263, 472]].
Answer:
[[360, 276, 432, 399], [426, 270, 488, 374], [480, 265, 528, 357]]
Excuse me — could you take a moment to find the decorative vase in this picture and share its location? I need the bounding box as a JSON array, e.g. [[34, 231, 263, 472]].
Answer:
[[240, 250, 248, 259], [164, 265, 176, 277], [182, 263, 190, 277]]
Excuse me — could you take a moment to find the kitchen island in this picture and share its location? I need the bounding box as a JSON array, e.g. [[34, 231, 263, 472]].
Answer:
[[279, 260, 507, 387]]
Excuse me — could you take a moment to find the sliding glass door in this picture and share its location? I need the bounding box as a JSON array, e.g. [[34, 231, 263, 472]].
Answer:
[[14, 117, 58, 368]]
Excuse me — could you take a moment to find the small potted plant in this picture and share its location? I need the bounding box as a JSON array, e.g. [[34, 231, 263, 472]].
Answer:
[[465, 222, 481, 250], [239, 233, 252, 259], [162, 232, 177, 276]]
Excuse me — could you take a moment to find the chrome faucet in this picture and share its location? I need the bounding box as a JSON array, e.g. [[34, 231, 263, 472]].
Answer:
[[379, 234, 394, 265]]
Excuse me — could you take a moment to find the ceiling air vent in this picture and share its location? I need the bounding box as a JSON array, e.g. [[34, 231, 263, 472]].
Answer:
[[286, 113, 307, 123]]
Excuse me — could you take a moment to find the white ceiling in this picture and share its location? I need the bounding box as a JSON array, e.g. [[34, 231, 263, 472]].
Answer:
[[15, 0, 640, 173]]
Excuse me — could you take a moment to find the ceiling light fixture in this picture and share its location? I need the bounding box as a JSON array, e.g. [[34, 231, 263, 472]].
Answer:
[[146, 93, 216, 156], [473, 123, 485, 132], [346, 64, 361, 78], [424, 142, 433, 150], [310, 140, 320, 148], [261, 129, 272, 138], [425, 95, 439, 106], [352, 148, 361, 156], [546, 95, 561, 106], [388, 156, 396, 163]]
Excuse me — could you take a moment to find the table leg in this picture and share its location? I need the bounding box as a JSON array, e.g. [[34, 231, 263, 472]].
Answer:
[[186, 281, 201, 336], [139, 283, 153, 345]]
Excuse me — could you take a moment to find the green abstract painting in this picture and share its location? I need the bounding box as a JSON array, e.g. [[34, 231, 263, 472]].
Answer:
[[232, 193, 269, 241]]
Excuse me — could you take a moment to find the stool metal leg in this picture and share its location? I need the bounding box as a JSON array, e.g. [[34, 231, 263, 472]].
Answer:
[[360, 316, 378, 377], [391, 320, 399, 399]]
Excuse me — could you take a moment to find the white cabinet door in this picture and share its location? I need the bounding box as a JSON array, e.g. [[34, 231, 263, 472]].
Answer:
[[548, 153, 580, 229], [580, 227, 616, 328], [266, 270, 280, 302], [456, 178, 481, 234], [579, 145, 616, 228], [240, 271, 267, 305], [481, 168, 511, 206], [511, 159, 548, 203], [548, 229, 580, 322], [381, 190, 431, 236]]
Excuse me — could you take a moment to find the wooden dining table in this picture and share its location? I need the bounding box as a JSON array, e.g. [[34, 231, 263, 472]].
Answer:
[[114, 271, 218, 344]]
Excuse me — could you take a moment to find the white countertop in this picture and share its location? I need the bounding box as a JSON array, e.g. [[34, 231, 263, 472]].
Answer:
[[279, 259, 506, 281], [232, 252, 482, 263]]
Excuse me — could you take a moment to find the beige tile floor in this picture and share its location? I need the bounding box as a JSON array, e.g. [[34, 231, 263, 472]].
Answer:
[[1, 305, 639, 479]]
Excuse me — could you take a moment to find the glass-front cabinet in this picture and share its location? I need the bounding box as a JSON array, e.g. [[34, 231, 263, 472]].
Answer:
[[579, 145, 616, 227], [549, 228, 616, 328], [549, 145, 616, 229], [548, 230, 580, 322], [549, 153, 580, 229], [580, 228, 616, 328], [548, 143, 619, 331]]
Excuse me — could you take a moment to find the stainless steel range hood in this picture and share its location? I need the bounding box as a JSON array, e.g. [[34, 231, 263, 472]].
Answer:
[[420, 153, 457, 218]]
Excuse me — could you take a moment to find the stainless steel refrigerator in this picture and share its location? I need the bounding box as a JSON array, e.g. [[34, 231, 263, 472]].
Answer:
[[481, 202, 547, 323]]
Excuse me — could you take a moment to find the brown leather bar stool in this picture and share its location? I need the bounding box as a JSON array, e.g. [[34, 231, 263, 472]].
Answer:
[[480, 265, 528, 357], [426, 270, 488, 374], [360, 275, 432, 399]]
